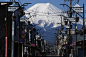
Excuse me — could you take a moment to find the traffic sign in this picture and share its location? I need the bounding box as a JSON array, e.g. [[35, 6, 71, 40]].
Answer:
[[21, 34, 25, 39], [21, 39, 25, 43], [21, 30, 25, 34]]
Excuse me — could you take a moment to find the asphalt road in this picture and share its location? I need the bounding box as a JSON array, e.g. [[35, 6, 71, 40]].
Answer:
[[46, 52, 61, 56]]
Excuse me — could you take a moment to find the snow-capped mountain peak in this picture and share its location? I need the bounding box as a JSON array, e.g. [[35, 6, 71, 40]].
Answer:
[[24, 3, 83, 46], [25, 3, 62, 14]]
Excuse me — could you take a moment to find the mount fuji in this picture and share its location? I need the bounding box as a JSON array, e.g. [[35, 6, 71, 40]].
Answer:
[[24, 3, 83, 46]]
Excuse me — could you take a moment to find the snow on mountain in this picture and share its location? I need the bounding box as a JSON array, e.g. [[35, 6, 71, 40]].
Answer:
[[24, 3, 83, 46]]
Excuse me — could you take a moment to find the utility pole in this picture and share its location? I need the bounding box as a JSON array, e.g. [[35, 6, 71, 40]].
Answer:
[[83, 4, 85, 57], [17, 24, 20, 57], [69, 0, 73, 57], [75, 15, 77, 57], [65, 0, 73, 57]]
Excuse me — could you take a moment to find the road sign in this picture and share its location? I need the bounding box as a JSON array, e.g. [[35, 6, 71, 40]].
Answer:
[[21, 39, 25, 43], [21, 34, 25, 39], [72, 4, 83, 13], [21, 30, 25, 34]]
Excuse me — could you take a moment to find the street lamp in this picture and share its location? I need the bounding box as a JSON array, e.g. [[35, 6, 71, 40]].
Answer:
[[67, 11, 72, 18], [18, 10, 25, 17], [8, 2, 19, 12]]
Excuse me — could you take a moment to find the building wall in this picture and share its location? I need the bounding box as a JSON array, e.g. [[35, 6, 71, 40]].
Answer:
[[71, 34, 86, 43], [0, 5, 6, 56], [0, 4, 12, 57]]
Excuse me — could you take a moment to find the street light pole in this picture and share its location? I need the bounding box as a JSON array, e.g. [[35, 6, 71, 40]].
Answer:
[[68, 0, 72, 57]]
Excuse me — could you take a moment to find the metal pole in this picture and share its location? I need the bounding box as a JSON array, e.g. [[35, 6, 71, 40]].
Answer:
[[11, 13, 15, 57], [70, 0, 72, 8], [35, 34, 36, 56], [75, 21, 77, 57], [18, 10, 20, 57], [18, 24, 19, 57], [25, 25, 27, 57], [13, 0, 15, 3], [68, 0, 72, 57], [83, 4, 85, 57], [61, 15, 62, 27], [22, 43, 23, 57]]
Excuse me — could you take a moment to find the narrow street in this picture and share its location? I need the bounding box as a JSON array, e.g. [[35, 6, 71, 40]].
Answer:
[[46, 52, 59, 56], [0, 0, 86, 57]]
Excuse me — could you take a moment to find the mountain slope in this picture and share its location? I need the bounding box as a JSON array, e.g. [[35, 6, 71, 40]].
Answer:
[[24, 3, 83, 46]]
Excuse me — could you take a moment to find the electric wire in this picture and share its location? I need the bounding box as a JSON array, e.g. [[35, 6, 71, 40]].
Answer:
[[17, 0, 23, 6], [16, 0, 67, 17]]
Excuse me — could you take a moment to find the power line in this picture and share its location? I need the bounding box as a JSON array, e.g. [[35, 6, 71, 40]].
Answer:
[[17, 0, 23, 6], [16, 0, 67, 17], [25, 10, 66, 14]]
